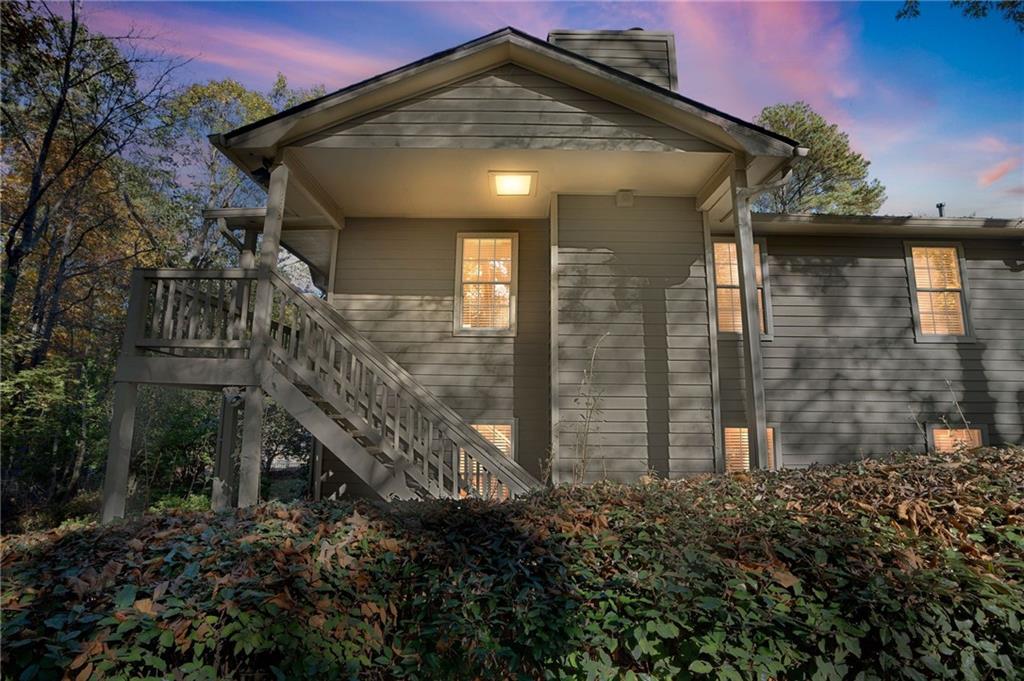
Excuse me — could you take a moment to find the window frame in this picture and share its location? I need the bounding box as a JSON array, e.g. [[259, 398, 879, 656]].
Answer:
[[927, 422, 989, 452], [712, 236, 774, 341], [721, 423, 781, 472], [904, 241, 975, 344], [470, 417, 518, 462], [453, 232, 519, 337]]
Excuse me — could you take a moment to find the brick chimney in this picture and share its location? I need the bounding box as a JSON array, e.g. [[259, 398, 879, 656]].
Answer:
[[547, 29, 678, 91]]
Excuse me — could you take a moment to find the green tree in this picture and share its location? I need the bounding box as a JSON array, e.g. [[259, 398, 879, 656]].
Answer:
[[754, 102, 886, 215], [159, 76, 325, 266], [897, 1, 1024, 31]]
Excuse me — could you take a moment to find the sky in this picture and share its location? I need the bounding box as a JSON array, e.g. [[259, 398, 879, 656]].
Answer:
[[80, 1, 1024, 218]]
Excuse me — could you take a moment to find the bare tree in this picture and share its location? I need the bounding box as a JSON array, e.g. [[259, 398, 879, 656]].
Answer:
[[1, 0, 183, 333]]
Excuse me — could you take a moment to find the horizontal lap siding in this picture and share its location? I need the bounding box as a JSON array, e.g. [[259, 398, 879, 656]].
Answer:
[[316, 65, 717, 153], [719, 237, 1024, 466], [331, 218, 550, 479], [557, 196, 713, 482], [546, 33, 676, 90]]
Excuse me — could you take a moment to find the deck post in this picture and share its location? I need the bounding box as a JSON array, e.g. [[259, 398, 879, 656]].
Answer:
[[730, 156, 770, 470], [236, 161, 289, 506], [238, 386, 264, 507], [211, 389, 240, 511], [100, 382, 139, 522]]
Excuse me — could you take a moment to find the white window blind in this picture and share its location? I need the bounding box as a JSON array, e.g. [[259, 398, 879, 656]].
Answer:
[[932, 427, 983, 452], [911, 246, 966, 336], [714, 241, 767, 335], [459, 422, 514, 500], [457, 236, 515, 332], [724, 426, 776, 472]]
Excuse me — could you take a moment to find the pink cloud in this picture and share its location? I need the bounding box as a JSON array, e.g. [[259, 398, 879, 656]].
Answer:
[[79, 4, 401, 88], [970, 135, 1014, 154], [978, 158, 1022, 187]]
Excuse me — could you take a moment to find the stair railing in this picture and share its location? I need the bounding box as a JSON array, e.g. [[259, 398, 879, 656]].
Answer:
[[264, 271, 539, 499]]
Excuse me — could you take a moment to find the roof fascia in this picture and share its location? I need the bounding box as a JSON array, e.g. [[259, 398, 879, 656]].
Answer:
[[214, 27, 800, 160], [721, 214, 1024, 239]]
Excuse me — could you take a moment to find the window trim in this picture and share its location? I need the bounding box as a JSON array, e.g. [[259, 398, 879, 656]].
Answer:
[[927, 422, 989, 452], [453, 232, 519, 337], [721, 423, 781, 472], [470, 417, 518, 462], [712, 236, 774, 341], [904, 241, 975, 344]]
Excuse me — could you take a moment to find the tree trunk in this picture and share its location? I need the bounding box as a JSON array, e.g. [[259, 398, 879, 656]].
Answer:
[[1, 7, 77, 332]]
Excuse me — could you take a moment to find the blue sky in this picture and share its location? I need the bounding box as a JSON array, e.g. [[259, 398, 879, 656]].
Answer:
[[83, 1, 1023, 218]]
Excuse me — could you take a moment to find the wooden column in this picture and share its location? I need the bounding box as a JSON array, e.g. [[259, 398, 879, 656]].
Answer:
[[100, 382, 139, 522], [237, 161, 288, 506], [211, 390, 239, 511], [730, 158, 770, 469], [237, 386, 264, 507]]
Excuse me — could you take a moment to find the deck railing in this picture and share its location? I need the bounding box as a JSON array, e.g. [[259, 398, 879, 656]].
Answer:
[[129, 269, 258, 357], [122, 267, 539, 499]]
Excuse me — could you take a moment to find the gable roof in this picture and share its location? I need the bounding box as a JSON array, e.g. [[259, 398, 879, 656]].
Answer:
[[212, 27, 804, 161]]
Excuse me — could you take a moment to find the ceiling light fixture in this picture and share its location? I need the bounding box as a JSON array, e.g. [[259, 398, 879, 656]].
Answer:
[[490, 171, 537, 197]]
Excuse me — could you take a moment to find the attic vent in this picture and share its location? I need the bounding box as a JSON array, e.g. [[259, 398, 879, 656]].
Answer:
[[547, 29, 678, 91]]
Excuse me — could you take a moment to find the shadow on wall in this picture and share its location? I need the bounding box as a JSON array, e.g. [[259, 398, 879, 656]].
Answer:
[[760, 237, 1014, 466], [328, 218, 551, 486], [558, 196, 704, 481]]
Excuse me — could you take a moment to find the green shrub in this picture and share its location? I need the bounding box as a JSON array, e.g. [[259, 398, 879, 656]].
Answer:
[[2, 447, 1022, 680], [147, 493, 211, 514]]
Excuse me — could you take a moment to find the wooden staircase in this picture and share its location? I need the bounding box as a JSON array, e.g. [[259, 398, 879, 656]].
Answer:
[[117, 268, 540, 502]]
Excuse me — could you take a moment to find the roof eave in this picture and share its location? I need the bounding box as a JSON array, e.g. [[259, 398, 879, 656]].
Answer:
[[214, 26, 801, 160]]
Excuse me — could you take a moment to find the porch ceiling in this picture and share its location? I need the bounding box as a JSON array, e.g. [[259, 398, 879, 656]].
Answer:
[[285, 146, 729, 220]]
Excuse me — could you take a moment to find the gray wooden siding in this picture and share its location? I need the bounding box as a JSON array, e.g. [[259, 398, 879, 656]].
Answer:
[[719, 237, 1024, 466], [311, 64, 718, 153], [557, 195, 714, 482], [547, 31, 677, 90], [330, 218, 550, 479]]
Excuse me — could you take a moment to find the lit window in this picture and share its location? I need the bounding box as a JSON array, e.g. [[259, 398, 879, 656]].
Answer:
[[460, 422, 515, 499], [724, 426, 776, 472], [714, 240, 768, 335], [455, 234, 517, 334], [908, 245, 968, 337], [931, 427, 984, 452]]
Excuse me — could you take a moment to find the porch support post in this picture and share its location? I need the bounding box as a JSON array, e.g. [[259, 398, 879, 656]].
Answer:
[[238, 386, 264, 507], [211, 389, 239, 511], [238, 159, 288, 507], [100, 382, 139, 522], [730, 156, 770, 470]]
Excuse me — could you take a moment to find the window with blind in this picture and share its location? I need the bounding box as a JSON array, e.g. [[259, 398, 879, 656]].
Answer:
[[930, 425, 986, 452], [713, 240, 770, 336], [459, 421, 515, 500], [455, 234, 518, 335], [723, 426, 776, 472], [906, 244, 970, 340]]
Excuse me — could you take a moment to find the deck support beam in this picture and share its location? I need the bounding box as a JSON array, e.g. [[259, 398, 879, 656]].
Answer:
[[100, 382, 139, 522], [238, 386, 264, 507], [730, 157, 770, 470], [211, 389, 240, 511]]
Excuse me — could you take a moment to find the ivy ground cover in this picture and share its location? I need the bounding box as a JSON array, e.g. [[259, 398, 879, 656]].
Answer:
[[3, 447, 1023, 680]]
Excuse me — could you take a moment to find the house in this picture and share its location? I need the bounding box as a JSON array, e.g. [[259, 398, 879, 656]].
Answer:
[[100, 27, 1023, 521]]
